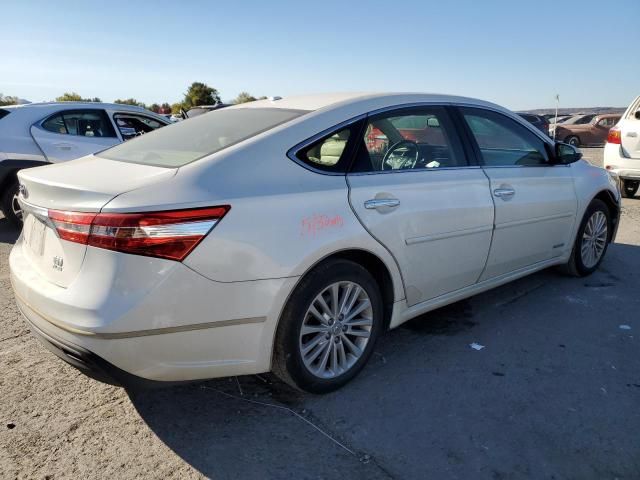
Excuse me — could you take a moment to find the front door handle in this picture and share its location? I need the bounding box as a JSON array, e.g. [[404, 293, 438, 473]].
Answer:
[[493, 188, 515, 199], [364, 198, 400, 210]]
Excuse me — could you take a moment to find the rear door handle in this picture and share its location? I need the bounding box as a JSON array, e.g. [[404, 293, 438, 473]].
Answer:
[[364, 198, 400, 210], [53, 143, 73, 151], [493, 188, 515, 199]]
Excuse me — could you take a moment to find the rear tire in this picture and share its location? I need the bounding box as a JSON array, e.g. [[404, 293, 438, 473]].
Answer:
[[565, 135, 580, 147], [272, 259, 384, 393], [560, 199, 610, 277], [1, 180, 22, 227], [621, 180, 639, 198]]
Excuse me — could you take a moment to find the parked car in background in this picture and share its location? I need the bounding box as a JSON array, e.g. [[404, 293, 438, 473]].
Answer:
[[10, 93, 620, 393], [517, 113, 550, 136], [564, 113, 597, 125], [184, 103, 230, 118], [604, 95, 640, 198], [553, 114, 622, 146], [0, 102, 170, 224], [549, 113, 598, 137]]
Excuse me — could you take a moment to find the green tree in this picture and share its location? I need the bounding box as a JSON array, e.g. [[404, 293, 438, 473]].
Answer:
[[233, 92, 257, 104], [114, 98, 146, 108], [171, 102, 184, 114], [148, 103, 161, 113], [183, 82, 220, 108], [56, 92, 84, 102], [0, 93, 19, 106], [55, 92, 101, 102], [160, 102, 172, 113]]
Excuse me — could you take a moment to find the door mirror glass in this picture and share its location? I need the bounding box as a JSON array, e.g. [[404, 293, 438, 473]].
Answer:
[[554, 142, 582, 164]]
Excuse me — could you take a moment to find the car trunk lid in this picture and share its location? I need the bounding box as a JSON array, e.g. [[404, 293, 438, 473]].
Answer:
[[18, 155, 176, 288]]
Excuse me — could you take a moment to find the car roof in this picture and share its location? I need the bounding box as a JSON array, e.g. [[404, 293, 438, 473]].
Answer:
[[2, 102, 152, 113], [232, 92, 504, 113]]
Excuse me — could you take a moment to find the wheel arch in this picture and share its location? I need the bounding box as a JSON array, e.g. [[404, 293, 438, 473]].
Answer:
[[284, 248, 399, 331], [593, 189, 620, 241]]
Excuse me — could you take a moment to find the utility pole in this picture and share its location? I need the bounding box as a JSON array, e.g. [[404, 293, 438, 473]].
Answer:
[[553, 94, 560, 141]]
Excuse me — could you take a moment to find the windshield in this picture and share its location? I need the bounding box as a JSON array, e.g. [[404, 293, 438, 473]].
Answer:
[[98, 107, 308, 167]]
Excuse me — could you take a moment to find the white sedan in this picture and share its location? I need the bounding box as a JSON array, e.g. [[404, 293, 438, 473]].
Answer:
[[0, 102, 169, 224], [10, 93, 620, 393]]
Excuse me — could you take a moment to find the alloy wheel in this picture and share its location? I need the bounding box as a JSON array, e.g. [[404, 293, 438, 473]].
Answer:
[[581, 211, 608, 268], [299, 281, 373, 379]]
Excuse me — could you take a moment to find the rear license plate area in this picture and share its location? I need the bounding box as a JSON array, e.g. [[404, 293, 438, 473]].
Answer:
[[24, 215, 47, 257]]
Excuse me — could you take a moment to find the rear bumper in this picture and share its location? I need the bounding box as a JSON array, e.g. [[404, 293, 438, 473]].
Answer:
[[20, 308, 158, 388], [10, 238, 300, 383], [603, 143, 640, 180]]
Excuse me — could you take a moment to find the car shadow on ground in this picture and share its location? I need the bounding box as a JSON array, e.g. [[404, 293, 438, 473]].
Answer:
[[0, 217, 20, 244], [127, 243, 640, 479]]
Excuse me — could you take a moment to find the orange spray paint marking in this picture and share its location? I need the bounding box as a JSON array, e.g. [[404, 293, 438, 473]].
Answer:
[[300, 214, 344, 237]]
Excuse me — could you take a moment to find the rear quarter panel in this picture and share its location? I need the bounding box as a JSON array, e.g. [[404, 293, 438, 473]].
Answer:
[[102, 131, 406, 302]]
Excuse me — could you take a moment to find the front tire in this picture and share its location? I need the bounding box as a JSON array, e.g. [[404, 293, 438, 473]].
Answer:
[[561, 199, 610, 277], [621, 180, 639, 198], [1, 180, 22, 226], [272, 259, 384, 393], [565, 135, 580, 147]]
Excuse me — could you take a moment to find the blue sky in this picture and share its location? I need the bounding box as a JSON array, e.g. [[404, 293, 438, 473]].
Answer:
[[2, 0, 639, 110]]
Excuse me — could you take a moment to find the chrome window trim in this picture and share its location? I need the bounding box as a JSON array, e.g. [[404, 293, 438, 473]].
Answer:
[[347, 165, 482, 176], [287, 101, 560, 176]]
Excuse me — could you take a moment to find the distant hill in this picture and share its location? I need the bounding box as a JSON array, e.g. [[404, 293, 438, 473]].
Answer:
[[520, 107, 625, 115]]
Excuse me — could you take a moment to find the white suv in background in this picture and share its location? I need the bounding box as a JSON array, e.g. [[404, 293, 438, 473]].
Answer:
[[0, 102, 170, 224], [604, 95, 640, 198]]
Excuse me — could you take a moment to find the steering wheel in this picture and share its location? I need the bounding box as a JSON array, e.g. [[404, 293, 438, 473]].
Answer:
[[381, 140, 419, 170]]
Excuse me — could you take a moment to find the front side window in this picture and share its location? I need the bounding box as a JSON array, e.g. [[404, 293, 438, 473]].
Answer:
[[351, 107, 466, 172], [42, 110, 116, 138], [114, 113, 165, 140], [461, 108, 548, 166]]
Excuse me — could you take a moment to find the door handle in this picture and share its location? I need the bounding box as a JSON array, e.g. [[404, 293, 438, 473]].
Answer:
[[493, 188, 515, 199], [364, 198, 400, 210], [53, 143, 73, 151]]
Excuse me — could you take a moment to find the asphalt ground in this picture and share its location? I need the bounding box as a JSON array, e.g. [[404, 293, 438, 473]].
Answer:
[[1, 148, 639, 479]]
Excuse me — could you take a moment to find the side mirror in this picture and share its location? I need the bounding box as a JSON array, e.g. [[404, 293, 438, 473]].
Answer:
[[553, 142, 583, 164], [635, 110, 640, 120]]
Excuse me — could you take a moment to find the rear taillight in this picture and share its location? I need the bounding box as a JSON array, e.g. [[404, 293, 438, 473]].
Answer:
[[48, 206, 230, 261], [607, 127, 622, 144]]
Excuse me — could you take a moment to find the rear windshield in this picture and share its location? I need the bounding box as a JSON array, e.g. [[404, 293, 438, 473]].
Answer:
[[98, 107, 308, 167]]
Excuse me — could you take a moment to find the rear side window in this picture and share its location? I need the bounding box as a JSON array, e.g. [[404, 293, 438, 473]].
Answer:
[[296, 127, 354, 171], [41, 110, 116, 138], [98, 107, 307, 167], [596, 117, 618, 128], [0, 109, 10, 120], [113, 113, 165, 140]]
